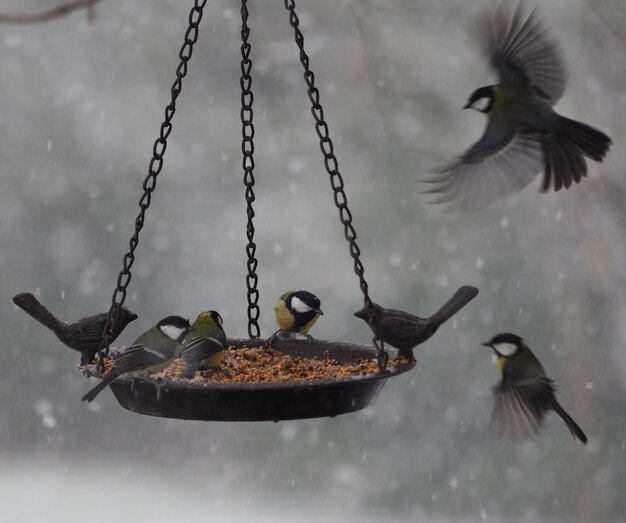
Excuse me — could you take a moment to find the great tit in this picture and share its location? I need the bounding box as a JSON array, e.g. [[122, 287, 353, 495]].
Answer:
[[81, 315, 191, 402], [13, 292, 138, 365], [180, 310, 227, 379], [354, 286, 479, 360], [273, 290, 324, 340], [482, 332, 587, 444], [424, 3, 612, 209]]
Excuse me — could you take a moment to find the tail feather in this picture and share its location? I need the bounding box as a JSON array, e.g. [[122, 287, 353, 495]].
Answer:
[[431, 286, 479, 324], [13, 293, 64, 333], [541, 117, 611, 193], [542, 139, 587, 192], [179, 362, 199, 380], [551, 399, 588, 444], [81, 373, 119, 403], [560, 117, 612, 162]]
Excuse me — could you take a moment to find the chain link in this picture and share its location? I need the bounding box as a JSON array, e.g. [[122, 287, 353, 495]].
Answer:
[[97, 0, 371, 364], [284, 0, 372, 309], [97, 0, 208, 371], [240, 0, 261, 339]]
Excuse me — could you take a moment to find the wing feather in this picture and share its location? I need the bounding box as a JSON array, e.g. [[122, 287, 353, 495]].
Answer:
[[476, 3, 567, 104], [425, 129, 543, 210], [112, 343, 168, 373], [491, 376, 557, 442], [182, 336, 225, 364]]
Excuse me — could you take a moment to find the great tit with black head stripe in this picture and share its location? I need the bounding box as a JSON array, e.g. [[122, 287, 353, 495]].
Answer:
[[81, 315, 191, 402], [482, 332, 587, 444], [180, 310, 227, 379], [424, 2, 611, 210], [273, 290, 323, 341]]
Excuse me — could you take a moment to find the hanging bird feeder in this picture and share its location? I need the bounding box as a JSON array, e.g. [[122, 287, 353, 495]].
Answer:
[[88, 339, 412, 421], [77, 0, 418, 422], [23, 0, 476, 422]]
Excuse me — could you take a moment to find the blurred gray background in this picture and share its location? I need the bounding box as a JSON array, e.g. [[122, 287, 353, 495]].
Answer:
[[2, 0, 625, 521]]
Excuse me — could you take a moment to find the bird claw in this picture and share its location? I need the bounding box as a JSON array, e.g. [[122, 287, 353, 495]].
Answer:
[[154, 377, 167, 402], [266, 330, 282, 347], [268, 329, 297, 347], [377, 351, 389, 372], [373, 337, 389, 372]]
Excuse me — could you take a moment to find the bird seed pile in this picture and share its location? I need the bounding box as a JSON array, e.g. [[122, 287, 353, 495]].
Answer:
[[151, 345, 408, 384]]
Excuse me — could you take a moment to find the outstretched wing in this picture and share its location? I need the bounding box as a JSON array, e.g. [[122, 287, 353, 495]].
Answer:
[[424, 125, 543, 210], [476, 3, 567, 104], [491, 375, 557, 442]]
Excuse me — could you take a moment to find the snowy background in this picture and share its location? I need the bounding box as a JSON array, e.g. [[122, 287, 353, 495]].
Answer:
[[2, 0, 626, 521]]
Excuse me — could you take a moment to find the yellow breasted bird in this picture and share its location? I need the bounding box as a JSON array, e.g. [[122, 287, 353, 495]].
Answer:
[[273, 290, 323, 340], [81, 315, 190, 402], [482, 332, 587, 444], [180, 310, 227, 379], [424, 3, 612, 210], [13, 292, 138, 365]]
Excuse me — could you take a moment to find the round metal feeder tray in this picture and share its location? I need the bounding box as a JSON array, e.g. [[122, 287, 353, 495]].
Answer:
[[83, 338, 414, 422]]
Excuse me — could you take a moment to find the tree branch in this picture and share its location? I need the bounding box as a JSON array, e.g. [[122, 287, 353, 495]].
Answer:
[[0, 0, 100, 24]]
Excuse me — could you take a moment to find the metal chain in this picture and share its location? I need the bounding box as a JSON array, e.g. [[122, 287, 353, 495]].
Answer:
[[97, 0, 208, 371], [240, 0, 261, 339], [284, 0, 372, 309]]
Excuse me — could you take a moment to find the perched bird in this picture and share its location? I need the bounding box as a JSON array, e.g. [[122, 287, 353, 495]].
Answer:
[[180, 310, 227, 379], [273, 290, 324, 340], [424, 3, 612, 209], [81, 315, 191, 402], [482, 332, 587, 444], [354, 286, 479, 360], [13, 292, 138, 365]]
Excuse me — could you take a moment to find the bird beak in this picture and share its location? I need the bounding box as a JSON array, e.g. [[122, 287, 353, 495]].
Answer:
[[482, 342, 500, 357], [317, 309, 324, 316], [354, 307, 366, 320], [462, 102, 471, 110]]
